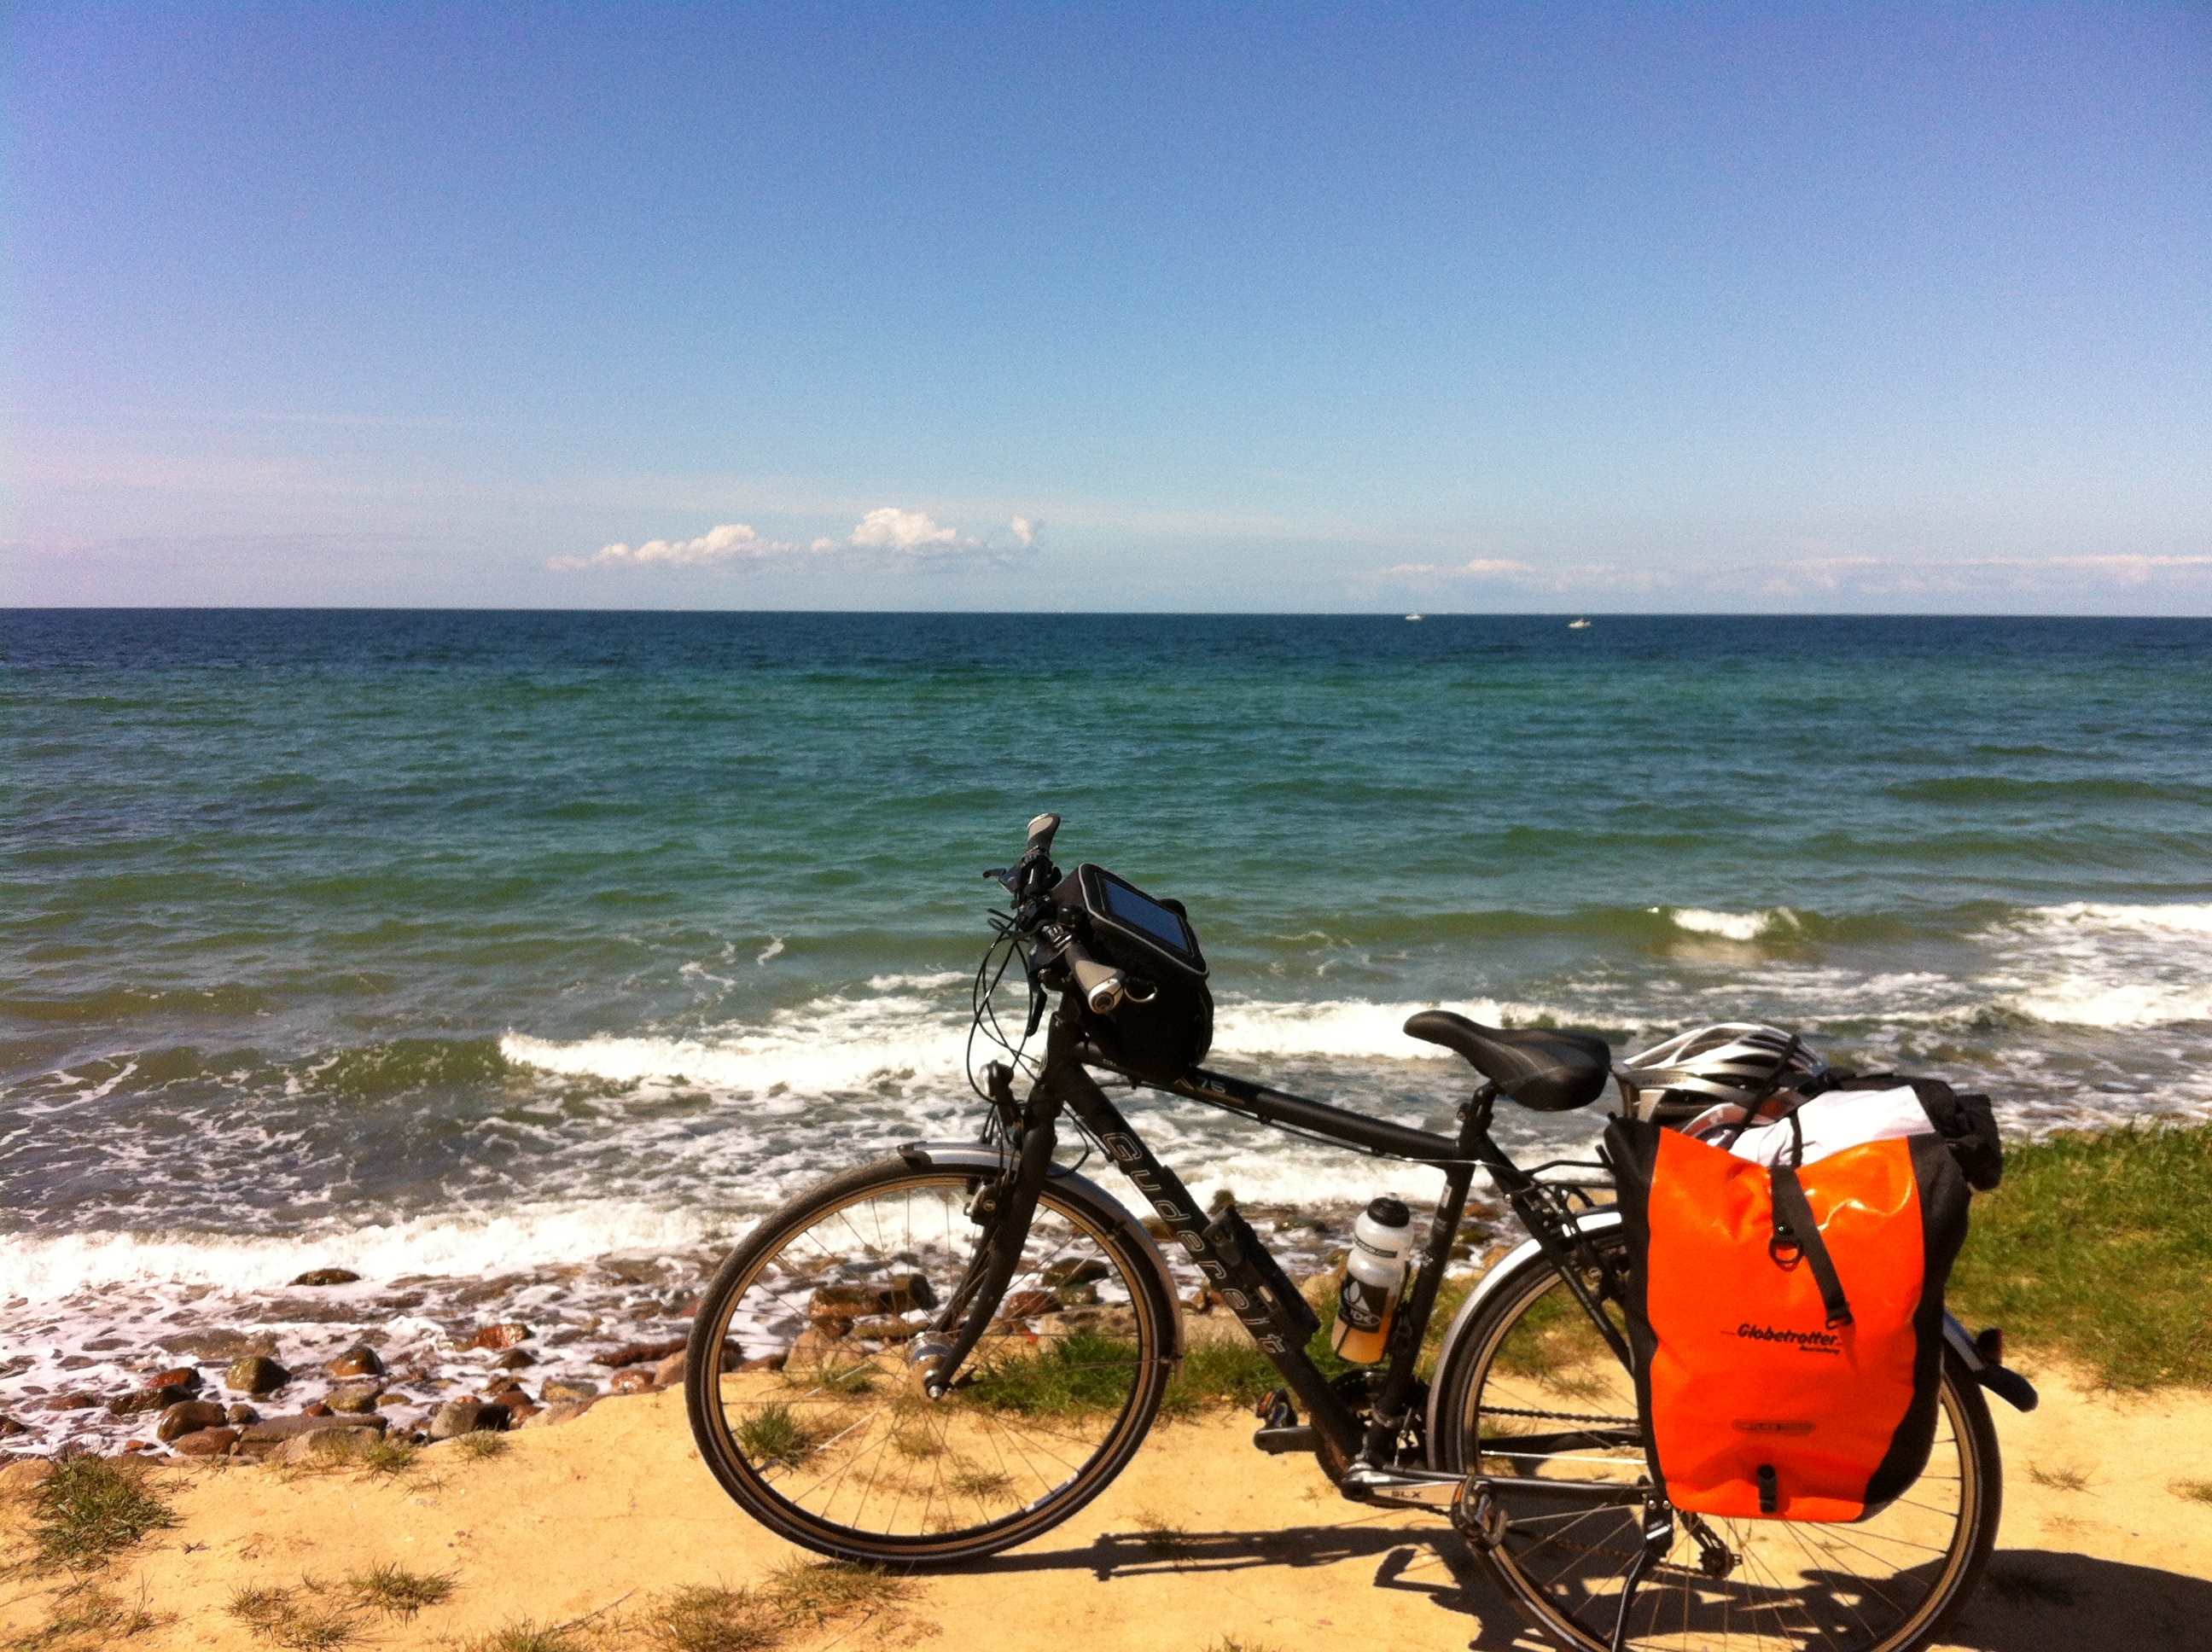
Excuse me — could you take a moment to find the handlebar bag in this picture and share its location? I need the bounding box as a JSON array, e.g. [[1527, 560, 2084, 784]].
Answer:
[[1603, 1114, 1970, 1522], [1054, 864, 1214, 1085]]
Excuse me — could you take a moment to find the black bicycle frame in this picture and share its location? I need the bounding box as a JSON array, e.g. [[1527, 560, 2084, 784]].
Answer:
[[994, 1011, 1614, 1471]]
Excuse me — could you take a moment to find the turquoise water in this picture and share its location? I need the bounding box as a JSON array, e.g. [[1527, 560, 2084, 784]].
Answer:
[[5, 611, 2210, 1319]]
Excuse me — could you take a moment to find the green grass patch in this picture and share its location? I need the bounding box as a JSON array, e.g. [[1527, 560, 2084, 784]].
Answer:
[[637, 1585, 777, 1652], [456, 1430, 509, 1462], [1947, 1122, 2212, 1387], [225, 1584, 358, 1649], [27, 1457, 178, 1573], [734, 1405, 817, 1468], [963, 1332, 1143, 1416], [760, 1560, 908, 1627]]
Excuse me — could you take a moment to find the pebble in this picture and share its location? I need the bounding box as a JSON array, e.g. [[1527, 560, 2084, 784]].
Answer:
[[492, 1349, 537, 1370], [325, 1345, 384, 1378], [375, 1393, 411, 1410], [155, 1400, 229, 1442], [428, 1398, 507, 1440], [241, 1413, 387, 1444], [226, 1404, 259, 1426], [542, 1376, 599, 1403], [157, 1329, 277, 1362], [109, 1384, 195, 1417], [274, 1425, 380, 1463], [0, 1416, 25, 1438], [301, 1401, 332, 1418], [608, 1368, 655, 1395], [602, 1337, 686, 1369], [44, 1394, 100, 1412], [519, 1399, 594, 1430], [651, 1350, 687, 1387], [292, 1268, 362, 1287], [324, 1385, 384, 1415], [998, 1289, 1058, 1320], [499, 1396, 541, 1425], [225, 1355, 292, 1396], [468, 1322, 532, 1351], [146, 1367, 202, 1393], [172, 1426, 242, 1457]]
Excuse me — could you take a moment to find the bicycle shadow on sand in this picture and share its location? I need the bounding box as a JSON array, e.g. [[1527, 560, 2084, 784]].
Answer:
[[967, 1529, 2212, 1651]]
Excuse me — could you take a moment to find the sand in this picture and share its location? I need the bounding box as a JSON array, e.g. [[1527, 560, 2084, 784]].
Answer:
[[3, 1356, 2209, 1651]]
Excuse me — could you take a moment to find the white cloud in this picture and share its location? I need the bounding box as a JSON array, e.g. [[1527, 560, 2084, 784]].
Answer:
[[1463, 558, 1537, 578], [849, 507, 963, 552], [549, 523, 795, 571], [553, 505, 1046, 573]]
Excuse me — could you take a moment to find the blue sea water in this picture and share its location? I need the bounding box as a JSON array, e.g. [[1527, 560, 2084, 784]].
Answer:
[[3, 610, 2209, 1436]]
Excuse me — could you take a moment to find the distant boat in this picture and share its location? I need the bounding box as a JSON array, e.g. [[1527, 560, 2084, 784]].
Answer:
[[1569, 618, 1592, 630], [1405, 614, 1423, 621]]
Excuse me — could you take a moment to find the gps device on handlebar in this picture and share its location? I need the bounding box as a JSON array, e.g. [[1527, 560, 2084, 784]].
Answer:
[[1052, 863, 1213, 1083]]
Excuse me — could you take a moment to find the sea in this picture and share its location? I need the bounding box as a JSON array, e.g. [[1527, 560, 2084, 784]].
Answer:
[[4, 610, 2209, 1449]]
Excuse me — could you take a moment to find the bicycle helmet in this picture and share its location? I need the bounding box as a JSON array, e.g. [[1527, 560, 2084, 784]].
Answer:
[[1614, 1022, 1831, 1123]]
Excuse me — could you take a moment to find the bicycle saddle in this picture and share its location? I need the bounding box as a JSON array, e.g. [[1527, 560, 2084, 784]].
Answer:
[[1402, 1010, 1612, 1112]]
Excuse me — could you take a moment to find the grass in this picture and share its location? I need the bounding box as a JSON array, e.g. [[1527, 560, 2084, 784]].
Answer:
[[735, 1405, 817, 1469], [1133, 1507, 1188, 1559], [5, 1582, 165, 1649], [225, 1585, 358, 1650], [760, 1560, 908, 1627], [354, 1435, 421, 1476], [637, 1586, 777, 1652], [2169, 1478, 2212, 1506], [964, 1331, 1148, 1416], [343, 1560, 456, 1618], [1947, 1121, 2212, 1387], [26, 1457, 177, 1573], [2027, 1463, 2090, 1493], [457, 1620, 586, 1652], [1198, 1639, 1284, 1652], [457, 1430, 510, 1461]]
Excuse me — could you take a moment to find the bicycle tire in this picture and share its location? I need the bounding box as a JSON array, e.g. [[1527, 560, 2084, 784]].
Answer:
[[1430, 1234, 2001, 1652], [685, 1155, 1176, 1564]]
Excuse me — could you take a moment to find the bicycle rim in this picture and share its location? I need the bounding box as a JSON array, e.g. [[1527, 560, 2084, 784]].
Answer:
[[1439, 1245, 1998, 1652], [688, 1164, 1171, 1562]]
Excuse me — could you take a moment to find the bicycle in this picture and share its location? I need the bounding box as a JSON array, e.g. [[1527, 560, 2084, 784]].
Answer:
[[685, 816, 2033, 1652]]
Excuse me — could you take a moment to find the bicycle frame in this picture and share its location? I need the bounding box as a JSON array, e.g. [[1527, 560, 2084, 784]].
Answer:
[[981, 1009, 1627, 1486]]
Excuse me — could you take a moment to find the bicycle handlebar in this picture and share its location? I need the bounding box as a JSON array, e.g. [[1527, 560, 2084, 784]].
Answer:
[[1059, 934, 1126, 1015]]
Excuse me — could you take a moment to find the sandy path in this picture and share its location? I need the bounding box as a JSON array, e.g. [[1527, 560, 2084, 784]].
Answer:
[[3, 1358, 2208, 1650]]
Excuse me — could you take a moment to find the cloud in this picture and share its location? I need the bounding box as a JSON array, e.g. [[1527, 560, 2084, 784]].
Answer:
[[549, 522, 794, 570], [1463, 558, 1537, 578], [552, 505, 1041, 573], [848, 506, 963, 552]]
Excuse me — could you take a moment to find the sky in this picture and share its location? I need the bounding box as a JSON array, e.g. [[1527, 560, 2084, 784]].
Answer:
[[4, 3, 2208, 612]]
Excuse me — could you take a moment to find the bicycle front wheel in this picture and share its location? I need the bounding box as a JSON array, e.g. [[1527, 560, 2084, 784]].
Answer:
[[685, 1156, 1176, 1564], [1430, 1234, 2001, 1652]]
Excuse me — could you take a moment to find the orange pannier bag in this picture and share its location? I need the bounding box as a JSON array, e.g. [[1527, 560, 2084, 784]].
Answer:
[[1603, 1115, 1970, 1522]]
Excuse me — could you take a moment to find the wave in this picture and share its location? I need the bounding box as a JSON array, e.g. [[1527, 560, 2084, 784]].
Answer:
[[1888, 777, 2211, 804], [0, 1198, 733, 1304], [1982, 902, 2212, 1029], [1659, 906, 1802, 943]]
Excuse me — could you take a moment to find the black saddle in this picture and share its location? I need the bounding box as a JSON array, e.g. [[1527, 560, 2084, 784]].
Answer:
[[1403, 1010, 1612, 1112]]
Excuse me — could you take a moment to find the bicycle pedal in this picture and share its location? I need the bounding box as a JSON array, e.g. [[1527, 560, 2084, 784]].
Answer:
[[1252, 1423, 1316, 1456], [1252, 1386, 1293, 1422]]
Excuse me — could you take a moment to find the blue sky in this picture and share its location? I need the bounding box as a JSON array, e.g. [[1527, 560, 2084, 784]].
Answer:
[[6, 3, 2208, 611]]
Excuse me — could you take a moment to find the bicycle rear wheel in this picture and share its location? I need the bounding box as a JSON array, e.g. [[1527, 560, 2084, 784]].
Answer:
[[685, 1156, 1176, 1564], [1430, 1234, 2000, 1652]]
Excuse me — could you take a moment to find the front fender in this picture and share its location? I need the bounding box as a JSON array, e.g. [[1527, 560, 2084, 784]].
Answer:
[[1425, 1208, 1624, 1456], [896, 1141, 1185, 1362]]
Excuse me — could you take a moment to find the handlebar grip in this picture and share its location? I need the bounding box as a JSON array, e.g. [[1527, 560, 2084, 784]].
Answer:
[[1025, 812, 1062, 856], [1060, 936, 1126, 1014]]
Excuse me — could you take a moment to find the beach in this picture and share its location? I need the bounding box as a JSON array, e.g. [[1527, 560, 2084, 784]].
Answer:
[[3, 1352, 2209, 1650]]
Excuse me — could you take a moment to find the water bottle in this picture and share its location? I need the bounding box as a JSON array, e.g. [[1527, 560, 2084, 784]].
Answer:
[[1331, 1196, 1414, 1364]]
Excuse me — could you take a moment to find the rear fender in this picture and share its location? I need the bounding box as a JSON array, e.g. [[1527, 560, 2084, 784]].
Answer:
[[896, 1141, 1184, 1363]]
